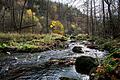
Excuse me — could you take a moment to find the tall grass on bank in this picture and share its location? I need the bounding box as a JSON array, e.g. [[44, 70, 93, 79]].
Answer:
[[0, 33, 67, 53]]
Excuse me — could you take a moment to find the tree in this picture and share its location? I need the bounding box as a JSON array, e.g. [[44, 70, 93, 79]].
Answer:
[[19, 0, 28, 32], [104, 0, 116, 38], [86, 0, 90, 35], [118, 0, 120, 36], [90, 0, 94, 36], [102, 0, 106, 36], [50, 20, 64, 35], [11, 0, 17, 31], [45, 0, 49, 33]]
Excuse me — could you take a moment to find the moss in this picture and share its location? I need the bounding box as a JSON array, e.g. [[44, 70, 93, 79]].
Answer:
[[95, 49, 120, 80], [85, 36, 120, 79], [0, 33, 67, 53], [76, 34, 90, 40]]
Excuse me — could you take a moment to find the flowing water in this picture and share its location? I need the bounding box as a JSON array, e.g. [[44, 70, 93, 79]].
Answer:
[[0, 41, 108, 80]]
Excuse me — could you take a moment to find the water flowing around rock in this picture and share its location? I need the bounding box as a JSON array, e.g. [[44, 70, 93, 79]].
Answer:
[[0, 41, 107, 80]]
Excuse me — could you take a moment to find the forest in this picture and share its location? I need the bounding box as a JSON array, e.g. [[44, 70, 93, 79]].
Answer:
[[0, 0, 120, 80]]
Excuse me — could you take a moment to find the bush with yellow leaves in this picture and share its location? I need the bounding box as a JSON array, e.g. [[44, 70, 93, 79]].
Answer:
[[23, 9, 39, 23], [50, 20, 64, 35]]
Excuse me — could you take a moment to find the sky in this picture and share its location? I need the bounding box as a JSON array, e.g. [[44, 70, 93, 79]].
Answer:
[[50, 0, 86, 11], [50, 0, 104, 16]]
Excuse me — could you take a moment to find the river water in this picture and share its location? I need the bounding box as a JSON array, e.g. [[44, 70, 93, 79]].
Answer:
[[0, 41, 108, 80]]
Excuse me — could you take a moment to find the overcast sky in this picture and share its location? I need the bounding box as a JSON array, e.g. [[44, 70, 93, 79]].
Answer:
[[50, 0, 86, 11], [50, 0, 104, 16]]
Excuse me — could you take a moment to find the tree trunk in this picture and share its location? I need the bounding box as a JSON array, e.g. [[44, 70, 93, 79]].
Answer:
[[19, 0, 27, 33], [118, 0, 120, 37], [45, 0, 49, 33], [104, 0, 116, 38], [10, 0, 17, 32], [90, 0, 94, 36], [102, 0, 106, 37], [107, 4, 115, 38], [12, 0, 17, 31], [87, 0, 89, 35], [93, 0, 96, 35], [118, 0, 120, 21]]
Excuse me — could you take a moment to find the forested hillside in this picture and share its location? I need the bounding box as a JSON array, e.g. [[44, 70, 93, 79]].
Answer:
[[0, 0, 88, 35]]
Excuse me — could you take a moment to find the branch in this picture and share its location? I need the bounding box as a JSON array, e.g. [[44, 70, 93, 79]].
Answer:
[[16, 24, 36, 31], [104, 0, 112, 5]]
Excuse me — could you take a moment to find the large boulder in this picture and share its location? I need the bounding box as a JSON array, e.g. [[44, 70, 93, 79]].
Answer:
[[72, 46, 84, 53], [75, 56, 98, 75]]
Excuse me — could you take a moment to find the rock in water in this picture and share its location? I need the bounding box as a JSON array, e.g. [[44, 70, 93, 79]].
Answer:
[[70, 36, 76, 39], [72, 46, 83, 53], [59, 77, 77, 80], [75, 56, 98, 75], [87, 45, 98, 49]]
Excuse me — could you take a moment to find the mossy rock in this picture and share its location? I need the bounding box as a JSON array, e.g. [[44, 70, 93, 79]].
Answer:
[[75, 56, 98, 75]]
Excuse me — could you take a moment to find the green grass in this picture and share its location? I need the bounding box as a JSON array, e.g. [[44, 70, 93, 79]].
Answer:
[[0, 33, 67, 53], [75, 34, 90, 40]]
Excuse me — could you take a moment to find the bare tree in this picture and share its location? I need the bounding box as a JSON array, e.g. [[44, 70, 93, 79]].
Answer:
[[45, 0, 49, 33], [93, 0, 97, 35], [86, 0, 90, 35], [102, 0, 106, 36], [104, 0, 116, 38], [118, 0, 120, 29], [90, 0, 94, 36], [19, 0, 28, 33], [11, 0, 17, 31]]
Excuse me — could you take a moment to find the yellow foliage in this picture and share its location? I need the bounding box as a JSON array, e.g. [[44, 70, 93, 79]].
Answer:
[[26, 9, 33, 17], [23, 9, 39, 22], [71, 23, 76, 29], [52, 5, 57, 12], [33, 16, 39, 22], [50, 20, 64, 35], [51, 5, 57, 13]]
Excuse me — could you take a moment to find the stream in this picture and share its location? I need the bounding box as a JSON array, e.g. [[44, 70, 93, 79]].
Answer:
[[0, 41, 108, 80]]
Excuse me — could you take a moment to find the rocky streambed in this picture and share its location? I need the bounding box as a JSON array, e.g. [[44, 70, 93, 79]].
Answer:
[[0, 41, 108, 80]]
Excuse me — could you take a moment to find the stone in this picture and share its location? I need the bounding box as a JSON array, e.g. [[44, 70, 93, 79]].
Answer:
[[75, 56, 98, 75], [87, 45, 98, 49], [59, 77, 77, 80], [70, 40, 76, 43], [72, 46, 84, 53], [70, 36, 76, 39]]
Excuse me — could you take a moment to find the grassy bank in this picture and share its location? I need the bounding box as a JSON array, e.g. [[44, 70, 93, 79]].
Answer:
[[94, 37, 120, 80], [76, 34, 120, 52], [0, 33, 67, 53], [75, 34, 120, 80]]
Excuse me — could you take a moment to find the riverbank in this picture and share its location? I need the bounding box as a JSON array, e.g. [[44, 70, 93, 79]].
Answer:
[[0, 33, 119, 80], [0, 40, 89, 80], [75, 34, 120, 80], [0, 33, 67, 54]]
